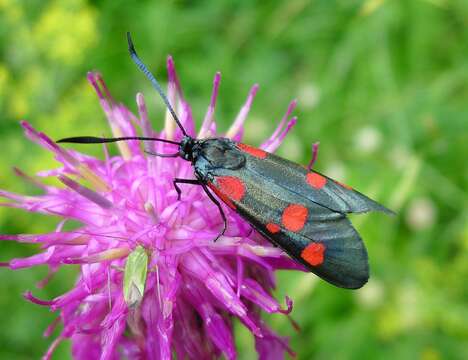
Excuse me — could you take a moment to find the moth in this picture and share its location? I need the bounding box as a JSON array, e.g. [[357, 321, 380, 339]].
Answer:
[[58, 33, 393, 289]]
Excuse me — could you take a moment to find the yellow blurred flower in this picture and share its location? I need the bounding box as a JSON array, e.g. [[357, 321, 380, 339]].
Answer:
[[33, 0, 98, 65], [0, 64, 9, 99]]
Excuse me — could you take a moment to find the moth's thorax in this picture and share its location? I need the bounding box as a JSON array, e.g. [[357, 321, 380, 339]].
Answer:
[[192, 138, 246, 180]]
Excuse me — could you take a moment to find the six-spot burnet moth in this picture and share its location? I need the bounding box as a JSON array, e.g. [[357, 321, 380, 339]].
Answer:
[[57, 33, 393, 290]]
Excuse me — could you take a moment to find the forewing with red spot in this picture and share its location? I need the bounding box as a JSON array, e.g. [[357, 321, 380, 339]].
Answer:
[[238, 174, 369, 289], [197, 139, 390, 288], [242, 149, 392, 215], [207, 161, 369, 289]]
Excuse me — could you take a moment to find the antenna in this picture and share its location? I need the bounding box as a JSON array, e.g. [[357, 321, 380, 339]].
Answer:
[[56, 136, 181, 157], [126, 32, 187, 136], [57, 136, 180, 146]]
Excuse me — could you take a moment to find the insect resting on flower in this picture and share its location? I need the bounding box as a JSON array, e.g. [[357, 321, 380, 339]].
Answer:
[[123, 245, 149, 308], [58, 32, 393, 290]]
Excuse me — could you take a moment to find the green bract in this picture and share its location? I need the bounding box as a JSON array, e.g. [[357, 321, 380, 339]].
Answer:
[[123, 245, 148, 308]]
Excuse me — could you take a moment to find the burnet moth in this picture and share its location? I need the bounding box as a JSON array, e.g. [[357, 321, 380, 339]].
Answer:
[[57, 33, 393, 289]]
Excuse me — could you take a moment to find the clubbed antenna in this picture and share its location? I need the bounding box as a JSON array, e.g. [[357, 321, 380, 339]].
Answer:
[[126, 32, 187, 137]]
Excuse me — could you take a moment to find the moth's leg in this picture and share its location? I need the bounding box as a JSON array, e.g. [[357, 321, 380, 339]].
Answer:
[[172, 178, 201, 201], [172, 178, 227, 242], [201, 183, 227, 242]]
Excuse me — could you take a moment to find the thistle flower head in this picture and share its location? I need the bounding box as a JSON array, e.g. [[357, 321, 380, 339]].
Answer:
[[0, 58, 302, 359]]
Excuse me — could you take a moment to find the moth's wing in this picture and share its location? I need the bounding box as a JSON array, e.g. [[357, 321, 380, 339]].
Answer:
[[207, 166, 369, 289], [236, 143, 393, 215]]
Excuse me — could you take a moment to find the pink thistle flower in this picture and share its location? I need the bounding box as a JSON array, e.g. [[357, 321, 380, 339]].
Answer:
[[0, 58, 302, 359]]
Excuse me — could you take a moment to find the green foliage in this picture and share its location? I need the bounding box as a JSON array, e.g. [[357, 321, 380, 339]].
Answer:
[[0, 0, 467, 358]]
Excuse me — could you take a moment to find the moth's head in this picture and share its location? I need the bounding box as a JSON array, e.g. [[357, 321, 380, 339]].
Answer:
[[179, 136, 197, 161]]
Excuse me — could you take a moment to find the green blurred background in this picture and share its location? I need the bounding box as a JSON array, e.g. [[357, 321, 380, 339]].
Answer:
[[0, 0, 467, 359]]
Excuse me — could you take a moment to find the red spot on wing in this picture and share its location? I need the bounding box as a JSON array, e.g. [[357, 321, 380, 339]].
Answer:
[[306, 172, 327, 189], [266, 223, 281, 234], [301, 242, 325, 266], [208, 184, 236, 209], [281, 204, 308, 232], [208, 176, 245, 210], [237, 143, 267, 159], [217, 176, 245, 201], [335, 180, 353, 190]]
